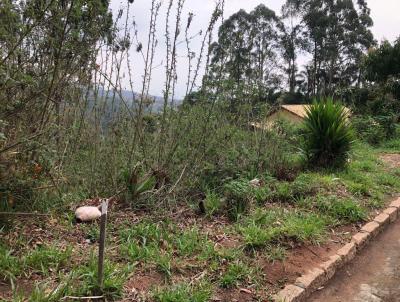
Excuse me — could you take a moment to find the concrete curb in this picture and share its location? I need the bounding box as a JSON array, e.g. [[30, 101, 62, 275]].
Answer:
[[273, 197, 400, 302]]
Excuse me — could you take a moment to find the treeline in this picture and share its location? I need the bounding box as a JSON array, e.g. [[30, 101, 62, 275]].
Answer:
[[188, 0, 399, 117]]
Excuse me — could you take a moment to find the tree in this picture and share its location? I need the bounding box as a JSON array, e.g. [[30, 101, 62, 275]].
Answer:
[[364, 38, 400, 83], [279, 3, 306, 93], [0, 0, 114, 206], [205, 5, 282, 108], [362, 38, 400, 117], [285, 0, 374, 97]]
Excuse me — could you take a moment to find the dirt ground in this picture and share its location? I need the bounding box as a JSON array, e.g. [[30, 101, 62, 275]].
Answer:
[[380, 154, 400, 169]]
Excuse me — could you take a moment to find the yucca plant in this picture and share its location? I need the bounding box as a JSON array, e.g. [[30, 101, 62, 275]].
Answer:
[[302, 99, 354, 168]]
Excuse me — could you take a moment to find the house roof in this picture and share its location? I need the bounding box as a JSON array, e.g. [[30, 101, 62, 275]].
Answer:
[[281, 104, 351, 119], [250, 104, 352, 131], [281, 105, 310, 118]]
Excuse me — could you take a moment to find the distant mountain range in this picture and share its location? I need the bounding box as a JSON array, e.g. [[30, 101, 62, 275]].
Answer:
[[88, 87, 182, 113]]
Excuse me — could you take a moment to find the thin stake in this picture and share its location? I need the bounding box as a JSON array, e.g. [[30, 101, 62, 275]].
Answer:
[[98, 199, 108, 289]]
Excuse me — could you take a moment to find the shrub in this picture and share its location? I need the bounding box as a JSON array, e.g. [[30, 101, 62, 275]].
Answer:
[[302, 99, 354, 168], [203, 190, 222, 216], [223, 179, 253, 221], [352, 115, 396, 146], [264, 125, 302, 181]]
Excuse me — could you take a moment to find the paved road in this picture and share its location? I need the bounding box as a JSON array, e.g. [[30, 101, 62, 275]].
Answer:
[[309, 218, 400, 302]]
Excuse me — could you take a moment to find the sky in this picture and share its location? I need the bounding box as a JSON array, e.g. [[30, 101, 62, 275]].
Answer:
[[108, 0, 400, 98]]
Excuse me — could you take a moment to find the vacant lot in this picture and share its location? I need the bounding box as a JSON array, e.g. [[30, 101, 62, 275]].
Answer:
[[2, 141, 400, 302]]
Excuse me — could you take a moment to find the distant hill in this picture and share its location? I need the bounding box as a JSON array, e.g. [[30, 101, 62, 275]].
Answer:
[[87, 87, 181, 113], [85, 87, 182, 128]]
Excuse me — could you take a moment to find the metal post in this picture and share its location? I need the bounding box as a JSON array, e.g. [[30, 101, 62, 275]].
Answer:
[[98, 199, 108, 289]]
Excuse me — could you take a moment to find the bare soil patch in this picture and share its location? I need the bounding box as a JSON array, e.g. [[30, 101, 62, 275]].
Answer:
[[380, 153, 400, 169]]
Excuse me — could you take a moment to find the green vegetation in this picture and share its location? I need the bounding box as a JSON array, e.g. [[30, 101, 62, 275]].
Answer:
[[153, 282, 212, 302], [220, 261, 251, 288], [1, 0, 400, 300], [302, 100, 354, 168]]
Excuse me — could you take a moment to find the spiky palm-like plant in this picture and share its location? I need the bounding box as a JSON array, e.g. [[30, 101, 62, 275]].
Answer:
[[302, 99, 354, 168]]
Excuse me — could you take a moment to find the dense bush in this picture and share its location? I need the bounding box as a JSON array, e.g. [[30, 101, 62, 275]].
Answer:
[[224, 179, 253, 221], [352, 115, 398, 145], [302, 99, 354, 168]]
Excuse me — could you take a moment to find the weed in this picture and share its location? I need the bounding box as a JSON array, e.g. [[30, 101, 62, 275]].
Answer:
[[241, 208, 328, 246], [156, 253, 172, 278], [74, 254, 131, 300], [175, 227, 206, 257], [0, 245, 23, 280], [224, 179, 253, 221], [253, 186, 271, 204], [220, 261, 250, 288], [203, 190, 222, 216], [153, 282, 212, 302], [283, 212, 327, 243], [270, 182, 292, 202], [241, 224, 279, 248], [266, 245, 286, 263], [25, 246, 72, 276], [120, 221, 170, 263], [300, 195, 367, 223]]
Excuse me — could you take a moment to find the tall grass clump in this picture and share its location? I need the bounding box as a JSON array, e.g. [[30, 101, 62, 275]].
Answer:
[[302, 99, 354, 168]]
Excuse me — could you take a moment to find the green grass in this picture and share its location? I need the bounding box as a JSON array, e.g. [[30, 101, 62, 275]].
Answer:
[[239, 208, 328, 248], [155, 252, 173, 278], [25, 246, 72, 276], [0, 244, 71, 280], [4, 138, 400, 301], [153, 282, 212, 302], [301, 195, 367, 223], [220, 261, 250, 288], [204, 190, 223, 216], [73, 254, 131, 300], [0, 245, 23, 280]]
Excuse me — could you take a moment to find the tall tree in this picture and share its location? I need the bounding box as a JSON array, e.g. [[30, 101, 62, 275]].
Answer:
[[285, 0, 374, 97], [279, 3, 305, 93], [205, 4, 281, 107]]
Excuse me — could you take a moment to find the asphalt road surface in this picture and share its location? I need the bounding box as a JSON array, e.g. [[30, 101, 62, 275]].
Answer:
[[309, 217, 400, 302]]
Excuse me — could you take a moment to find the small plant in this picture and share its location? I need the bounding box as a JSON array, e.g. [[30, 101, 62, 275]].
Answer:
[[283, 212, 327, 243], [253, 186, 271, 204], [75, 254, 130, 300], [352, 115, 386, 145], [315, 196, 367, 223], [203, 190, 222, 216], [175, 227, 205, 257], [25, 246, 72, 276], [155, 253, 172, 278], [220, 261, 250, 288], [240, 225, 279, 248], [302, 99, 354, 168], [224, 179, 253, 221], [270, 182, 292, 202], [120, 222, 169, 263], [266, 245, 286, 263], [0, 245, 23, 280], [121, 166, 156, 204], [153, 282, 212, 302]]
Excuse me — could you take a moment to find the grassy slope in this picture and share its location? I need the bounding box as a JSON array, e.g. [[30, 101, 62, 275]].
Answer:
[[1, 140, 400, 301]]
